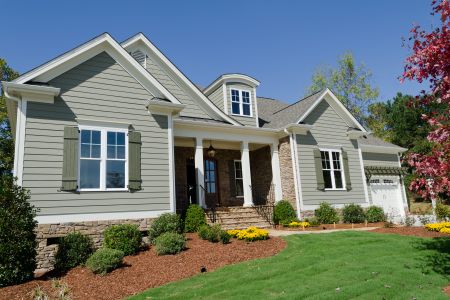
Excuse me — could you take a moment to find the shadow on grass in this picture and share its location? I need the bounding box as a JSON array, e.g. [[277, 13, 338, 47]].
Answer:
[[415, 237, 450, 276]]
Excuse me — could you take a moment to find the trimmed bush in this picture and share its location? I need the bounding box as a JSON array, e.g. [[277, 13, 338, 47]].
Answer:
[[342, 204, 366, 223], [55, 232, 94, 271], [197, 224, 229, 243], [305, 217, 320, 227], [148, 213, 182, 244], [86, 248, 124, 275], [435, 203, 450, 221], [155, 232, 186, 255], [198, 224, 211, 240], [314, 202, 340, 224], [103, 224, 142, 256], [219, 230, 231, 244], [184, 204, 206, 232], [273, 200, 296, 225], [0, 175, 37, 287], [365, 206, 386, 223]]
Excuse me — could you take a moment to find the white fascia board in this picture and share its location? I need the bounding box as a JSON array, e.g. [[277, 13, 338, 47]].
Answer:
[[297, 89, 367, 132], [121, 33, 240, 125], [359, 144, 408, 154], [3, 82, 60, 104], [147, 101, 185, 115], [13, 33, 180, 104], [203, 74, 261, 95], [283, 123, 313, 135]]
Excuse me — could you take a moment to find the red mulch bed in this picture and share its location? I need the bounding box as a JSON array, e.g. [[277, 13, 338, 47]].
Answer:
[[0, 234, 286, 300], [275, 222, 385, 231], [371, 226, 450, 238]]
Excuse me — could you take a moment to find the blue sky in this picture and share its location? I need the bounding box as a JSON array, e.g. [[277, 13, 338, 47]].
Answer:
[[0, 1, 436, 104]]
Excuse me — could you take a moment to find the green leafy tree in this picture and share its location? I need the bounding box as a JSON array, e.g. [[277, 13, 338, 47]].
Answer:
[[307, 52, 379, 123], [0, 59, 19, 174]]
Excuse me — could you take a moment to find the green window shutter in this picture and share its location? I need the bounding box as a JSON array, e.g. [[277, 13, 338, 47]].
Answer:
[[313, 149, 325, 190], [228, 160, 236, 197], [342, 149, 352, 191], [128, 131, 142, 191], [61, 126, 79, 191]]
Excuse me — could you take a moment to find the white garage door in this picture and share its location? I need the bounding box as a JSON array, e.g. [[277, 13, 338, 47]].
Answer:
[[370, 176, 405, 218]]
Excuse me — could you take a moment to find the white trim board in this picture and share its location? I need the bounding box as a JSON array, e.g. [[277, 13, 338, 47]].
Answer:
[[36, 210, 172, 224]]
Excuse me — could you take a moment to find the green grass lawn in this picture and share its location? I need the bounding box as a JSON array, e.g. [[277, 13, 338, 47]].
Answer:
[[128, 231, 450, 300]]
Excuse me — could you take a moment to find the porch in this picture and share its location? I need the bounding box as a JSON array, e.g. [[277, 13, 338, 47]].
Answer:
[[174, 137, 282, 213]]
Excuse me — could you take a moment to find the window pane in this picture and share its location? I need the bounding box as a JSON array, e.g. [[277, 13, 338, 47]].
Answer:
[[323, 170, 333, 189], [107, 145, 115, 159], [321, 151, 330, 169], [81, 144, 90, 158], [242, 91, 250, 103], [106, 160, 125, 188], [334, 171, 343, 189], [236, 179, 243, 196], [107, 132, 116, 145], [232, 102, 240, 114], [209, 171, 215, 182], [117, 146, 125, 159], [80, 159, 100, 189], [243, 103, 251, 116], [91, 131, 101, 144], [231, 89, 239, 102], [91, 145, 101, 158], [117, 132, 125, 145], [332, 152, 341, 169], [81, 130, 90, 143]]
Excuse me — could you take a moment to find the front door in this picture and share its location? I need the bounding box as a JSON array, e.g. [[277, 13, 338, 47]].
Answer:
[[204, 158, 219, 208], [186, 158, 197, 205]]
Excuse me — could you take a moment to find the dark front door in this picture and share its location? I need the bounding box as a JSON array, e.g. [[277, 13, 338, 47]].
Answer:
[[186, 159, 197, 204], [204, 158, 219, 208]]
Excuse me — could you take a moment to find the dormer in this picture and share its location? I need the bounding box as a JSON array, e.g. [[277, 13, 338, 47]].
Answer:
[[204, 74, 260, 126]]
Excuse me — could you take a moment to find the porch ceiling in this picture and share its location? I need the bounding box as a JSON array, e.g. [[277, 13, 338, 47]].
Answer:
[[174, 137, 267, 151]]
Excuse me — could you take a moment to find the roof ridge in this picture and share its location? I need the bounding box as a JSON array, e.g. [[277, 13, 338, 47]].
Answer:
[[272, 89, 324, 115]]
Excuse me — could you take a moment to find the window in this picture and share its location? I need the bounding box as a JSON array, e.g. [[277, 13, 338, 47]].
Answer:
[[79, 126, 128, 191], [320, 149, 345, 190], [230, 89, 252, 117], [234, 160, 244, 197]]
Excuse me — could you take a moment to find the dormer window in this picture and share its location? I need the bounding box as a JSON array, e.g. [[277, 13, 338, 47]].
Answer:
[[231, 89, 252, 117]]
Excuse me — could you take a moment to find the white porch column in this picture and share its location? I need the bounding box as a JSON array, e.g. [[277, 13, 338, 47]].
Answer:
[[195, 137, 205, 208], [270, 142, 283, 202], [241, 141, 253, 207]]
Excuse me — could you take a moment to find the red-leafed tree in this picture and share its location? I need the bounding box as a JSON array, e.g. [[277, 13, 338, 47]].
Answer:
[[402, 0, 450, 201]]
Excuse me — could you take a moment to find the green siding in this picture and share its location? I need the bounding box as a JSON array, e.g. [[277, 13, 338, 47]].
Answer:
[[22, 52, 171, 216], [297, 100, 366, 206], [208, 87, 224, 111], [362, 152, 399, 167]]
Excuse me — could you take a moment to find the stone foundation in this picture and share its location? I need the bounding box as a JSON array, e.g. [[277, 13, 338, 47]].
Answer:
[[278, 137, 297, 211], [35, 218, 154, 272]]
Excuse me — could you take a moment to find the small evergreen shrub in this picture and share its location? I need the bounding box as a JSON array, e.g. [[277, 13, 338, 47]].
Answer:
[[155, 232, 186, 255], [197, 224, 229, 243], [103, 224, 142, 256], [198, 224, 211, 240], [184, 204, 206, 232], [435, 203, 450, 221], [219, 230, 231, 244], [273, 200, 296, 225], [86, 248, 124, 275], [304, 217, 320, 227], [365, 206, 386, 223], [55, 232, 94, 271], [148, 213, 182, 244], [0, 175, 37, 287], [342, 204, 366, 223], [314, 202, 339, 224]]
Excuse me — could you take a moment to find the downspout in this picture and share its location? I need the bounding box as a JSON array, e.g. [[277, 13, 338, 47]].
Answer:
[[3, 84, 22, 181]]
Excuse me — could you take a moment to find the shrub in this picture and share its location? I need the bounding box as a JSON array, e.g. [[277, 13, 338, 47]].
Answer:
[[148, 213, 182, 244], [197, 224, 229, 243], [103, 224, 142, 256], [55, 232, 94, 271], [273, 200, 296, 225], [435, 203, 450, 221], [0, 175, 37, 287], [314, 202, 339, 224], [342, 204, 366, 223], [86, 248, 124, 275], [155, 232, 186, 255], [305, 217, 320, 227], [365, 206, 385, 223], [184, 204, 206, 232]]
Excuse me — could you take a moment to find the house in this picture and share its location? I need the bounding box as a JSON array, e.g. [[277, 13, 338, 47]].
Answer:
[[2, 33, 407, 270]]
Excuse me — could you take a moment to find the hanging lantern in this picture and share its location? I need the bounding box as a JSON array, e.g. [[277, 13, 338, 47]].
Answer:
[[207, 141, 216, 158]]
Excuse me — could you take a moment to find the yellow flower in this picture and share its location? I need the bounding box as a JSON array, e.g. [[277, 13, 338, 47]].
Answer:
[[424, 222, 450, 232], [440, 227, 450, 234], [288, 221, 310, 228]]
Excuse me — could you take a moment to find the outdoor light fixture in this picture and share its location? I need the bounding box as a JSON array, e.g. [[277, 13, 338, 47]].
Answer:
[[207, 141, 216, 158]]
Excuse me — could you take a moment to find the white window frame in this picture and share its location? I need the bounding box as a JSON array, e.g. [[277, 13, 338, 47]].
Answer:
[[320, 148, 346, 191], [77, 125, 129, 192], [234, 160, 244, 197], [230, 89, 253, 117]]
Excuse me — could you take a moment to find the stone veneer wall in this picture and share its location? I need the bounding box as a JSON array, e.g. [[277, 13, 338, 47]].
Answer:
[[250, 146, 273, 205], [36, 218, 154, 272], [278, 137, 297, 212]]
